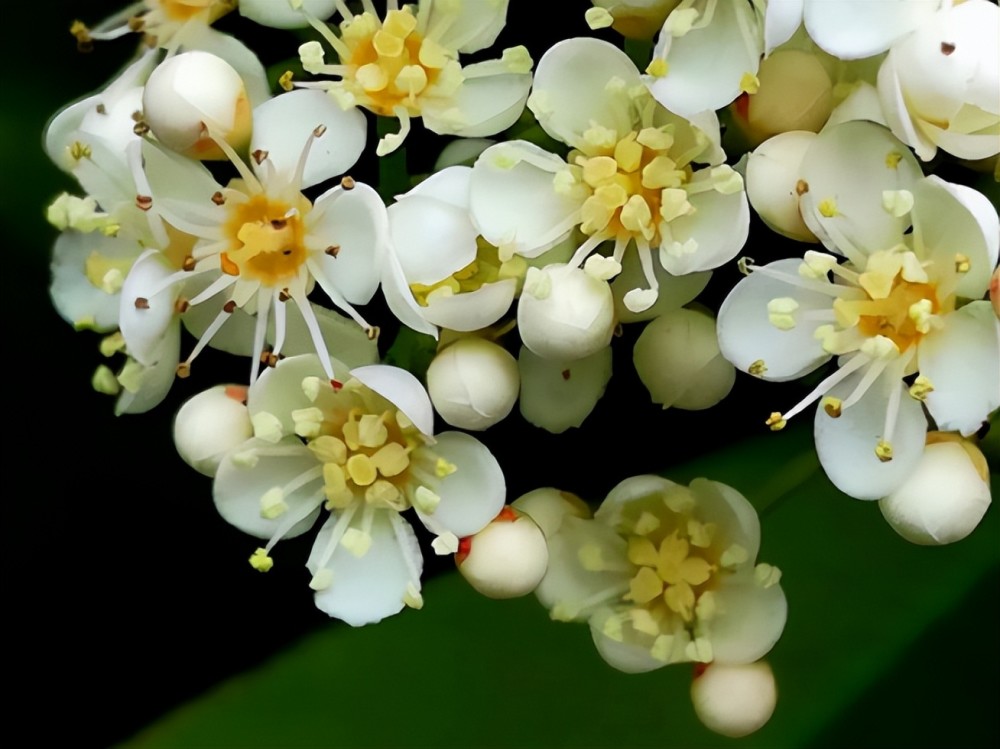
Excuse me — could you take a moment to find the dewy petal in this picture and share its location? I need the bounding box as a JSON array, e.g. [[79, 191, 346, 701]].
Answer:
[[717, 258, 832, 382], [529, 37, 642, 148], [350, 365, 435, 437], [251, 89, 367, 190], [588, 608, 664, 674], [912, 176, 999, 300], [612, 252, 711, 325], [814, 370, 927, 500], [239, 0, 337, 29], [470, 141, 582, 258], [388, 195, 477, 285], [430, 0, 509, 53], [415, 431, 505, 538], [799, 121, 922, 258], [764, 0, 804, 55], [647, 0, 762, 117], [179, 24, 270, 107], [658, 184, 750, 276], [308, 182, 386, 305], [213, 436, 323, 539], [307, 509, 422, 627], [518, 344, 613, 434], [119, 250, 181, 366], [116, 319, 181, 415], [422, 68, 532, 139], [920, 302, 1000, 437], [249, 354, 350, 435], [688, 479, 761, 563], [50, 231, 143, 332], [708, 573, 788, 665], [421, 279, 517, 331], [803, 0, 939, 60]]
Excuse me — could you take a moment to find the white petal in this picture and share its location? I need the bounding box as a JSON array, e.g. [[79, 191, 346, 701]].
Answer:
[[877, 53, 937, 161], [814, 370, 928, 500], [659, 185, 750, 275], [388, 195, 477, 285], [708, 575, 788, 664], [178, 24, 270, 107], [308, 182, 386, 304], [529, 37, 640, 147], [920, 302, 1000, 436], [278, 302, 379, 368], [350, 365, 435, 437], [589, 610, 664, 674], [50, 231, 142, 331], [595, 474, 681, 529], [827, 81, 888, 130], [689, 479, 761, 563], [307, 510, 422, 626], [804, 0, 938, 59], [611, 252, 711, 324], [249, 353, 350, 434], [239, 0, 337, 28], [430, 0, 509, 53], [421, 279, 517, 331], [423, 70, 532, 139], [416, 431, 505, 537], [518, 345, 613, 434], [115, 320, 181, 415], [764, 0, 804, 55], [717, 258, 832, 381], [252, 89, 367, 190], [141, 139, 226, 235], [119, 250, 181, 365], [380, 250, 440, 338], [213, 437, 323, 539], [399, 165, 472, 209]]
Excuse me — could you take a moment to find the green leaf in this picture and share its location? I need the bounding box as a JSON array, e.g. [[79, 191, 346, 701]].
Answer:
[[124, 429, 999, 748], [382, 325, 438, 381]]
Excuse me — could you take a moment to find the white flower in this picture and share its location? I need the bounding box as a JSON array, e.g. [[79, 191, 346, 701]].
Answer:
[[471, 37, 748, 319], [456, 506, 548, 599], [291, 0, 533, 155], [118, 83, 384, 386], [744, 130, 819, 243], [212, 354, 505, 625], [877, 0, 1000, 161], [718, 121, 999, 500], [533, 475, 787, 672], [802, 0, 941, 61], [691, 661, 777, 738]]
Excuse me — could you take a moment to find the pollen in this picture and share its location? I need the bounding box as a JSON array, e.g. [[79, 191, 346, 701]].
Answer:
[[221, 193, 312, 286]]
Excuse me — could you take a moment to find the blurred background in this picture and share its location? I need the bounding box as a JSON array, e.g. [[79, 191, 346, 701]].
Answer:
[[8, 1, 998, 746]]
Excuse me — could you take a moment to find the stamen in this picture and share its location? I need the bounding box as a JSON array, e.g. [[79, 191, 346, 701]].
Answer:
[[264, 488, 326, 554], [205, 125, 263, 194], [249, 289, 272, 386], [778, 353, 870, 423]]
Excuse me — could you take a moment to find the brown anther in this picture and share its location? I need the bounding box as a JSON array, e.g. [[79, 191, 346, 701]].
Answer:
[[795, 179, 809, 195], [127, 15, 145, 31], [270, 218, 287, 230], [70, 20, 93, 52], [613, 323, 624, 338], [211, 191, 226, 205], [340, 176, 356, 190], [265, 353, 279, 368], [325, 245, 341, 258], [182, 255, 196, 272], [131, 110, 144, 123], [281, 249, 292, 256], [95, 103, 107, 115], [223, 300, 237, 313], [176, 363, 191, 378], [278, 289, 291, 302], [258, 346, 273, 364], [940, 42, 956, 56], [174, 298, 191, 314], [313, 124, 328, 138], [561, 369, 571, 380], [132, 121, 150, 136], [135, 195, 153, 211], [331, 379, 344, 391], [366, 326, 380, 341], [134, 297, 150, 310], [252, 149, 269, 165]]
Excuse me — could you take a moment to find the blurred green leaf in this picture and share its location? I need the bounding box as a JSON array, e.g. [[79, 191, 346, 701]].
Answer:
[[383, 325, 438, 381], [125, 429, 999, 748]]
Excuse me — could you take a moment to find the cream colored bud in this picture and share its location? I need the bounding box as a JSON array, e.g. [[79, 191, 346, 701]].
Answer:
[[879, 440, 991, 545], [427, 337, 520, 431], [173, 385, 253, 476], [746, 51, 834, 143], [633, 308, 735, 410], [457, 508, 549, 599], [512, 487, 591, 539], [517, 264, 616, 361], [746, 131, 819, 243], [142, 51, 251, 158], [691, 661, 777, 738]]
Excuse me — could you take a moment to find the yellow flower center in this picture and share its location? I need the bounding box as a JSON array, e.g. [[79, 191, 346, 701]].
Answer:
[[409, 238, 527, 306], [626, 526, 717, 623], [154, 0, 233, 24], [221, 194, 312, 286]]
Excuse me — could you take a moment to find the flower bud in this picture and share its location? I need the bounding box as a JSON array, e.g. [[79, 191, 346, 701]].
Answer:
[[990, 266, 999, 320], [691, 661, 777, 738], [517, 264, 616, 361], [142, 51, 252, 158], [746, 51, 833, 143], [512, 487, 591, 538], [633, 308, 735, 410], [456, 507, 549, 599], [426, 337, 519, 431], [173, 385, 253, 476], [746, 131, 818, 242], [879, 437, 991, 545]]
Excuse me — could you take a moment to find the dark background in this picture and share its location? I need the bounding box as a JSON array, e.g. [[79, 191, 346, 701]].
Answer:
[[6, 1, 998, 746]]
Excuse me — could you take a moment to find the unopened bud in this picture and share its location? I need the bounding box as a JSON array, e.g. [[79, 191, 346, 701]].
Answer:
[[512, 487, 591, 538], [746, 131, 819, 243], [691, 661, 777, 738], [427, 337, 519, 431], [173, 385, 253, 476], [457, 508, 548, 599]]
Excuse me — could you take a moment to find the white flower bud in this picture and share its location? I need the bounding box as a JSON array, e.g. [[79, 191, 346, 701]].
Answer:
[[142, 51, 252, 157], [512, 487, 591, 538], [633, 308, 735, 410], [426, 337, 519, 431], [879, 439, 991, 545], [691, 661, 777, 738], [746, 131, 818, 243], [456, 508, 549, 599], [746, 51, 834, 142], [517, 264, 616, 361], [174, 385, 253, 476]]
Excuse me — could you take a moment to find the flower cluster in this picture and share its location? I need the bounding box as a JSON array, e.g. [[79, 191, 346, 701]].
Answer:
[[44, 0, 996, 739]]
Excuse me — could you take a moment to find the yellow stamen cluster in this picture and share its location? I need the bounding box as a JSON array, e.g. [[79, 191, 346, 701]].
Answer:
[[221, 193, 312, 285], [409, 238, 527, 306], [626, 528, 716, 623]]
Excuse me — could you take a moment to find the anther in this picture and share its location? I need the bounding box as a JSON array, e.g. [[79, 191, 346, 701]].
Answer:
[[955, 253, 970, 273], [127, 15, 145, 31], [313, 124, 327, 138], [176, 363, 191, 378], [561, 369, 571, 380], [133, 121, 150, 136], [174, 298, 190, 314], [821, 396, 842, 418], [613, 323, 624, 338], [211, 191, 226, 205], [278, 289, 291, 302], [875, 440, 893, 462], [795, 179, 808, 195], [135, 195, 153, 211], [134, 297, 150, 309], [278, 71, 294, 91], [940, 42, 956, 55], [223, 300, 237, 313], [70, 20, 93, 52], [365, 326, 380, 341], [331, 379, 344, 391], [340, 176, 356, 190], [182, 255, 196, 271], [765, 412, 786, 431], [748, 360, 767, 377], [325, 245, 341, 257], [131, 110, 143, 123], [95, 103, 107, 115], [270, 218, 287, 230], [252, 149, 269, 165]]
